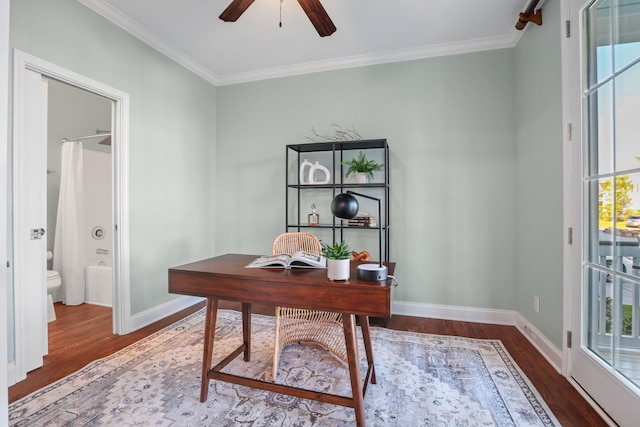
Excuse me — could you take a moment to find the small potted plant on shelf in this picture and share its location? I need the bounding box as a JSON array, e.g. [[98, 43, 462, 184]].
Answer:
[[322, 240, 351, 281], [341, 151, 383, 183]]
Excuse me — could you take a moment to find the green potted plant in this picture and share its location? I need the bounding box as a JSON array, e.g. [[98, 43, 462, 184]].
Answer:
[[322, 240, 351, 281], [341, 151, 383, 183]]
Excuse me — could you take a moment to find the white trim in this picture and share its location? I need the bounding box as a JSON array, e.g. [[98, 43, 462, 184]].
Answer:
[[12, 50, 132, 340], [1, 0, 10, 421], [6, 361, 21, 386], [567, 377, 618, 427], [560, 0, 575, 380], [110, 83, 131, 334], [130, 296, 204, 332], [393, 300, 563, 373], [514, 312, 563, 374], [215, 33, 523, 86], [393, 300, 518, 325], [79, 0, 525, 86]]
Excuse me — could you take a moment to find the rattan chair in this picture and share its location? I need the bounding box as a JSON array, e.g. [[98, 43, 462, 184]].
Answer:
[[271, 232, 347, 380]]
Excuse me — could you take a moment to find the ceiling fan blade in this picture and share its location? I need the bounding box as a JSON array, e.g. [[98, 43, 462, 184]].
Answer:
[[219, 0, 256, 22], [297, 0, 336, 37]]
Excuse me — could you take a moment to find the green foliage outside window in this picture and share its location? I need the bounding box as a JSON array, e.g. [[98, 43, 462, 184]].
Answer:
[[605, 297, 633, 336], [599, 175, 636, 223]]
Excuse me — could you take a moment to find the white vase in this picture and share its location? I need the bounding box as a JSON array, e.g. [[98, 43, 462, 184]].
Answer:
[[327, 259, 350, 281], [354, 172, 368, 184]]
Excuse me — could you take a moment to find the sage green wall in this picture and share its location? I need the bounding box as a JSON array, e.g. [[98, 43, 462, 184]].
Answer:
[[9, 0, 565, 350], [514, 0, 564, 348], [216, 50, 519, 310], [10, 0, 218, 314]]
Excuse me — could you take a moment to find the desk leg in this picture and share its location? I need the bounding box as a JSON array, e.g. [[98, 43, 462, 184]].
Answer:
[[200, 298, 219, 402], [242, 302, 251, 361], [343, 314, 365, 427], [360, 316, 376, 384]]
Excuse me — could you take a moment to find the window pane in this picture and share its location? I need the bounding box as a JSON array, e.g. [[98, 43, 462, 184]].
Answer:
[[614, 276, 640, 388], [619, 171, 640, 230], [585, 265, 613, 365], [587, 1, 613, 86], [614, 61, 640, 172], [587, 178, 612, 264], [594, 173, 640, 275], [586, 81, 614, 176], [613, 0, 640, 72]]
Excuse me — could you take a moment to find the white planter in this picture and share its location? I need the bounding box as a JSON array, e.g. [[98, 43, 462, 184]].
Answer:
[[354, 172, 368, 184], [327, 258, 350, 281]]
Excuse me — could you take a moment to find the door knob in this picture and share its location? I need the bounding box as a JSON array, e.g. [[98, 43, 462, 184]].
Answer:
[[30, 228, 45, 240]]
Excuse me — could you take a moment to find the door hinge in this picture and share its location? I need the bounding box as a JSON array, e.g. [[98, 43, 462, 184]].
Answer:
[[566, 20, 571, 38], [6, 261, 9, 268], [567, 123, 572, 141], [568, 227, 573, 245], [567, 330, 572, 348]]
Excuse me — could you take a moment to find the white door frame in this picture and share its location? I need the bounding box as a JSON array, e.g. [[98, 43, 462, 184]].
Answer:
[[562, 2, 640, 426], [1, 0, 11, 422], [11, 50, 131, 382]]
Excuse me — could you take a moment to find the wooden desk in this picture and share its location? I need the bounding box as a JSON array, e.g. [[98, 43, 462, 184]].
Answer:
[[168, 253, 395, 427]]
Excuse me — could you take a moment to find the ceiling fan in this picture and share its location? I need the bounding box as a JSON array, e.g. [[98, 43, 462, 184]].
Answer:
[[219, 0, 337, 37]]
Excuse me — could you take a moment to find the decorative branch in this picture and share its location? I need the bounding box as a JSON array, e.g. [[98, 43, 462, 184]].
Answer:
[[305, 123, 362, 142]]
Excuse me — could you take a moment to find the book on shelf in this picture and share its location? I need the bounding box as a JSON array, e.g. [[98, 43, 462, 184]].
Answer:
[[348, 216, 377, 227], [245, 251, 327, 269]]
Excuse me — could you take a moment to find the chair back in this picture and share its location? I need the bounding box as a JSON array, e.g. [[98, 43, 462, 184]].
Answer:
[[272, 232, 322, 256]]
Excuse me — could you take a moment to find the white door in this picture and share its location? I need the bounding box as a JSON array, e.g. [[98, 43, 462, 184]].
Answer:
[[13, 69, 48, 374], [567, 1, 640, 426], [11, 51, 132, 370]]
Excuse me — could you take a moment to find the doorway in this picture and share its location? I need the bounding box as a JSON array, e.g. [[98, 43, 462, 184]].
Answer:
[[9, 50, 131, 385], [47, 78, 114, 311], [565, 1, 640, 426]]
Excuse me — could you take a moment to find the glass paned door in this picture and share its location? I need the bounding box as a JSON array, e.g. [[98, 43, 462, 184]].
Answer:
[[570, 1, 640, 425]]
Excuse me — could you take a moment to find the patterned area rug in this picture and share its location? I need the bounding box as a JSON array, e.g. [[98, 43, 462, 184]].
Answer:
[[9, 309, 560, 426]]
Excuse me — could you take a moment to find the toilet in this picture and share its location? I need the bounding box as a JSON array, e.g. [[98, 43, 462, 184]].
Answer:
[[46, 270, 61, 322]]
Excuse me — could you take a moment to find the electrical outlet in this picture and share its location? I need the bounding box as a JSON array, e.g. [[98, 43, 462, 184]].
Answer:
[[534, 296, 540, 314]]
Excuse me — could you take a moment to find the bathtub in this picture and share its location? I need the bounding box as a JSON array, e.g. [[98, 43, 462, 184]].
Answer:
[[85, 265, 113, 307]]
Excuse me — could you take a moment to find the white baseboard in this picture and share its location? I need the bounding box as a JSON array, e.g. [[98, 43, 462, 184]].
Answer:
[[130, 295, 204, 332], [392, 300, 563, 373], [513, 312, 563, 373], [6, 362, 22, 387]]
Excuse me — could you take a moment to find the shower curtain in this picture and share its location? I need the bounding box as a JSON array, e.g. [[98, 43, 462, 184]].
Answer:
[[53, 141, 85, 305]]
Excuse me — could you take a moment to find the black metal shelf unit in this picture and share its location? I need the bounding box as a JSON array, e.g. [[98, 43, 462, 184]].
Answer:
[[285, 139, 390, 262]]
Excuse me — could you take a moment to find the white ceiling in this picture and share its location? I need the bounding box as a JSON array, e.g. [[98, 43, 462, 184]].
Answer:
[[80, 0, 535, 85]]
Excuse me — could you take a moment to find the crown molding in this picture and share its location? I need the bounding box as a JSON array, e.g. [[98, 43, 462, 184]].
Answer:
[[216, 30, 524, 86], [78, 0, 220, 85], [79, 0, 524, 87]]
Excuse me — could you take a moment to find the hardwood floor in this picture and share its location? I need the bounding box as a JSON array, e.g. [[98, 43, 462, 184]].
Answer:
[[9, 301, 608, 426]]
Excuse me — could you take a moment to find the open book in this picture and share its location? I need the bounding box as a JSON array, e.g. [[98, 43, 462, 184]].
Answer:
[[246, 251, 327, 269]]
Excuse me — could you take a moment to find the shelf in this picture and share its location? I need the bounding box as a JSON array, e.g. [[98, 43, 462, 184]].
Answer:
[[287, 183, 388, 190], [287, 139, 387, 153], [287, 224, 336, 229], [287, 224, 389, 230], [285, 139, 390, 262]]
